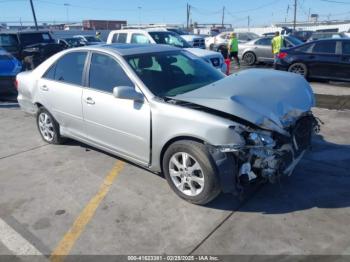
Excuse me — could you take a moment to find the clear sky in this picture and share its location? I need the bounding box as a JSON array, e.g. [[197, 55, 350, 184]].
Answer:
[[1, 0, 350, 27]]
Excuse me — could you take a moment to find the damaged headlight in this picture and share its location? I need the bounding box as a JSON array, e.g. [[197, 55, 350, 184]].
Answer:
[[248, 132, 276, 148]]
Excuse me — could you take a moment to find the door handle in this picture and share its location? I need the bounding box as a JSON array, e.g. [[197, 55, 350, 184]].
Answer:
[[84, 97, 95, 105], [40, 85, 49, 91]]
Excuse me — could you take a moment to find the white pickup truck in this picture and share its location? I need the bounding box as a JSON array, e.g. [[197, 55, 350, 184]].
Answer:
[[106, 29, 226, 74]]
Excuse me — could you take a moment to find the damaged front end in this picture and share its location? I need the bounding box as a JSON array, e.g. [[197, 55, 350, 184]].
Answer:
[[217, 113, 321, 188]]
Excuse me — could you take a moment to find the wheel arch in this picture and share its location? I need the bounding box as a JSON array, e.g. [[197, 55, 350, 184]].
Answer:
[[159, 136, 206, 173], [159, 135, 237, 194]]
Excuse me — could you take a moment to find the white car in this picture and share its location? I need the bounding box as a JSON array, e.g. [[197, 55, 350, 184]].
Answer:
[[107, 29, 226, 73], [205, 31, 259, 50]]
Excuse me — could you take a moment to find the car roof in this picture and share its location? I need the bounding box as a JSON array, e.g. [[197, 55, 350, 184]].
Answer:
[[0, 30, 50, 34], [75, 43, 179, 56]]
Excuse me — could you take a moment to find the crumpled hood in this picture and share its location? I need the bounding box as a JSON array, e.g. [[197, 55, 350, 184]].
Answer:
[[174, 69, 315, 134]]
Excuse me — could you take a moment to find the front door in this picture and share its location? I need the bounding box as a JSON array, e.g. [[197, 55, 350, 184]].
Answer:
[[82, 52, 151, 164], [37, 51, 87, 138], [255, 37, 273, 62]]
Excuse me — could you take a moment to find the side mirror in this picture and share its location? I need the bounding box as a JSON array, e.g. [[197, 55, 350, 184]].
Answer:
[[113, 86, 144, 102]]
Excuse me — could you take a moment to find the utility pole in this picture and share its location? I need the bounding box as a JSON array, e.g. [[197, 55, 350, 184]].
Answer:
[[186, 3, 191, 29], [29, 0, 38, 30], [248, 16, 250, 32], [221, 6, 225, 27], [293, 0, 297, 31]]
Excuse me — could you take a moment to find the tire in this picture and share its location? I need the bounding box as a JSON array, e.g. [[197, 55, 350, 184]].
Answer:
[[162, 140, 221, 205], [36, 107, 65, 144], [209, 44, 214, 51], [288, 63, 308, 78], [243, 52, 256, 66]]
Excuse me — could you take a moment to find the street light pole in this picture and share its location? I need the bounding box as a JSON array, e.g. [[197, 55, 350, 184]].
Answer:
[[64, 3, 70, 24], [29, 0, 38, 30], [293, 0, 297, 31], [138, 6, 142, 27]]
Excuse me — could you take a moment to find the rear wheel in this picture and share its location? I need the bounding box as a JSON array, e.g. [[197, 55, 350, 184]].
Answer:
[[162, 140, 221, 205], [288, 63, 308, 78], [243, 52, 256, 66], [36, 108, 65, 144]]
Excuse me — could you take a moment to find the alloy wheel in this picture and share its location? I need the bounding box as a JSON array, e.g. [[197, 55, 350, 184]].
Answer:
[[289, 64, 306, 76], [168, 152, 205, 197], [244, 52, 256, 65], [38, 112, 55, 142]]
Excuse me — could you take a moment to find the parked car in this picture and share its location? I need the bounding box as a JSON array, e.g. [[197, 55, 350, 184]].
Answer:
[[0, 31, 63, 70], [239, 36, 303, 65], [17, 44, 318, 205], [307, 32, 348, 42], [57, 38, 86, 49], [0, 47, 22, 96], [275, 39, 350, 82], [107, 29, 226, 73], [205, 31, 259, 50], [73, 35, 104, 45]]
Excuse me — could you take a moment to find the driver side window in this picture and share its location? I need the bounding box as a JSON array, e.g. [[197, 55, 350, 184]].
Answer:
[[88, 53, 134, 93]]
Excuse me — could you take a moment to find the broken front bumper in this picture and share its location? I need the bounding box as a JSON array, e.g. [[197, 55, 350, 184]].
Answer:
[[233, 114, 317, 184]]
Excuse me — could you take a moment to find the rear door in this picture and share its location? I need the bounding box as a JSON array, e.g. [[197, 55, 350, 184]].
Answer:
[[308, 40, 341, 79], [339, 41, 350, 81], [37, 51, 88, 138]]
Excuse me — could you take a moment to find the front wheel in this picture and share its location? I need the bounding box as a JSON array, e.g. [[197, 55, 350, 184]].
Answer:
[[288, 62, 308, 78], [36, 108, 65, 144], [162, 140, 221, 205]]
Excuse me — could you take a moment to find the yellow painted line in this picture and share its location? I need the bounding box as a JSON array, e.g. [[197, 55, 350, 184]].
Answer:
[[50, 160, 125, 262]]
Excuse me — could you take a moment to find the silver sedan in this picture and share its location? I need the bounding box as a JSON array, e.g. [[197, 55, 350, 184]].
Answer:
[[239, 36, 304, 66], [17, 44, 318, 205]]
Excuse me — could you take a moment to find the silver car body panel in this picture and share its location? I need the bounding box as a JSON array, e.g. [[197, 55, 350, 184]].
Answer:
[[238, 37, 300, 63], [17, 44, 316, 181], [174, 69, 315, 135]]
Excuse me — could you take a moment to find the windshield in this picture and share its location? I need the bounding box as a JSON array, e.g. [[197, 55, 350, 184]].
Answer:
[[0, 34, 18, 47], [19, 33, 54, 46], [65, 38, 82, 46], [85, 36, 101, 42], [125, 50, 224, 97], [286, 36, 303, 46], [149, 32, 191, 48]]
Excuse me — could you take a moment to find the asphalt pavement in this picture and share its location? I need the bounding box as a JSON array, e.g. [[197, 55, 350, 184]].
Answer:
[[0, 102, 349, 259]]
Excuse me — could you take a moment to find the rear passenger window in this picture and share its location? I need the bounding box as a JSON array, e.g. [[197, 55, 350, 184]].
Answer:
[[89, 53, 133, 93], [112, 33, 127, 43], [54, 52, 87, 85], [43, 64, 56, 80], [313, 41, 336, 54], [343, 42, 350, 55]]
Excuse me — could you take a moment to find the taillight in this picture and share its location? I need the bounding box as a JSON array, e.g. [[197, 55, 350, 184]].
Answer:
[[278, 52, 288, 59], [14, 79, 18, 90]]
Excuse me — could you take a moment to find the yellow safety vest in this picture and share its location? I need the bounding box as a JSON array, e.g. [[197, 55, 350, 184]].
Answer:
[[272, 35, 283, 54]]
